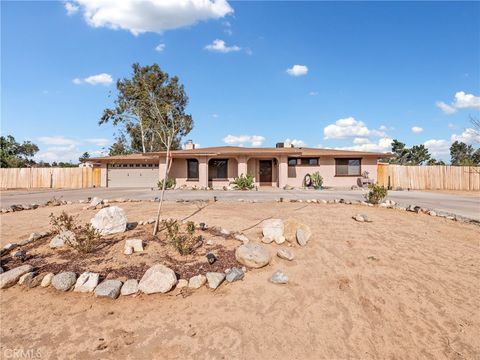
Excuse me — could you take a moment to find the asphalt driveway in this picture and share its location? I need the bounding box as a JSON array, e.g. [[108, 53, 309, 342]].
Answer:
[[1, 187, 479, 221]]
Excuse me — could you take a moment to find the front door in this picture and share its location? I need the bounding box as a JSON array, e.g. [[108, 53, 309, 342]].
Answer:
[[259, 160, 272, 184]]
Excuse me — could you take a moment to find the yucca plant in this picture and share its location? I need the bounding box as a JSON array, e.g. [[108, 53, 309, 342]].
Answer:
[[365, 184, 387, 204], [311, 171, 323, 190], [157, 177, 176, 190], [231, 173, 255, 190]]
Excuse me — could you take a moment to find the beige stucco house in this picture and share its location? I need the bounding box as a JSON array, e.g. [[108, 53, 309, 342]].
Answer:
[[89, 141, 390, 189]]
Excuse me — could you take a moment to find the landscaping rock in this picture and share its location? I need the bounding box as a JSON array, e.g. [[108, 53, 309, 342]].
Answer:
[[52, 272, 77, 291], [283, 218, 299, 242], [0, 265, 33, 289], [234, 234, 249, 244], [262, 219, 284, 242], [28, 232, 47, 242], [274, 235, 286, 245], [220, 228, 231, 236], [27, 273, 47, 288], [120, 279, 139, 296], [226, 267, 244, 283], [41, 273, 54, 287], [261, 237, 274, 244], [124, 246, 133, 255], [176, 279, 188, 289], [90, 197, 103, 207], [353, 214, 372, 223], [270, 270, 288, 284], [428, 210, 437, 217], [49, 230, 76, 249], [138, 264, 177, 294], [90, 206, 127, 235], [296, 224, 312, 247], [74, 272, 100, 292], [277, 248, 295, 261], [18, 272, 34, 285], [188, 274, 207, 289], [124, 239, 143, 254], [206, 272, 225, 289], [95, 280, 122, 299], [235, 243, 271, 268]]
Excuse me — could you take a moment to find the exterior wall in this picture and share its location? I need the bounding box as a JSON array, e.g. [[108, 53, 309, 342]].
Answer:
[[282, 156, 378, 188], [100, 164, 107, 188]]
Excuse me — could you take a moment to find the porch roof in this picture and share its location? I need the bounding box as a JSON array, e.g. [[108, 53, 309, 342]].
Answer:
[[88, 146, 392, 162]]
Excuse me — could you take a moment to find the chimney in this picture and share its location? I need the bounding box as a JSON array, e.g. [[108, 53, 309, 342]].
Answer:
[[185, 139, 195, 150], [276, 142, 284, 148]]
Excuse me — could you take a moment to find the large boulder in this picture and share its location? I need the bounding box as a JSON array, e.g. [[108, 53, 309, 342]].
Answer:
[[50, 230, 76, 248], [52, 272, 77, 291], [95, 280, 122, 299], [90, 206, 127, 235], [74, 272, 99, 292], [0, 265, 33, 289], [138, 264, 177, 294], [296, 224, 312, 247], [262, 219, 284, 242], [235, 243, 271, 268]]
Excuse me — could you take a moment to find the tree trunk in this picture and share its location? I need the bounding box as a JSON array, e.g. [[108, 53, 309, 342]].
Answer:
[[139, 116, 146, 153], [153, 139, 172, 235]]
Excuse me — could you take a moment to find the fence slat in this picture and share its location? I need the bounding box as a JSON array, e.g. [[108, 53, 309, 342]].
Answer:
[[377, 164, 480, 190], [0, 168, 98, 189]]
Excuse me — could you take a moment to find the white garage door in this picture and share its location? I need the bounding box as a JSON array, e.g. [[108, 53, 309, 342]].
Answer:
[[107, 164, 159, 188]]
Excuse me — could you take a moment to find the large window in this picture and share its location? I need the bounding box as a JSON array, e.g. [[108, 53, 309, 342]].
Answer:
[[209, 159, 228, 180], [335, 158, 361, 176], [187, 159, 199, 180]]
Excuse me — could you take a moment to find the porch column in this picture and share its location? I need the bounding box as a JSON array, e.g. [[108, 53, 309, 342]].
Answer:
[[199, 156, 208, 188], [158, 156, 167, 181], [238, 156, 247, 176], [278, 155, 288, 189]]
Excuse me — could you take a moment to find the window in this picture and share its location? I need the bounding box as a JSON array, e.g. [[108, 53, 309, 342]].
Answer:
[[300, 158, 319, 166], [288, 158, 297, 166], [335, 158, 361, 176], [187, 159, 199, 180], [209, 159, 228, 180]]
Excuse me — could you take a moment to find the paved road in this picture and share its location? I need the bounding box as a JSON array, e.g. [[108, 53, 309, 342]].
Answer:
[[1, 187, 479, 221]]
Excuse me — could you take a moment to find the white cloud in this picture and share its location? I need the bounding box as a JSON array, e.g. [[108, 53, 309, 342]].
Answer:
[[353, 137, 370, 145], [68, 0, 233, 35], [424, 139, 450, 157], [411, 126, 423, 133], [73, 73, 113, 85], [223, 134, 265, 147], [323, 117, 386, 139], [38, 136, 79, 146], [34, 144, 82, 163], [85, 138, 110, 146], [212, 113, 219, 118], [284, 138, 306, 148], [286, 65, 308, 76], [204, 39, 240, 53], [451, 128, 480, 144], [309, 91, 319, 96], [436, 91, 480, 114], [155, 43, 165, 52], [334, 137, 393, 153], [64, 2, 79, 16]]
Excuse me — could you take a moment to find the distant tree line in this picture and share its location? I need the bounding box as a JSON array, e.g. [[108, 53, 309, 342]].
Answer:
[[0, 135, 89, 168]]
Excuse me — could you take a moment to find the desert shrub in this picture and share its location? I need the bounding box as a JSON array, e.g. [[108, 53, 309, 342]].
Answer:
[[49, 211, 99, 253], [186, 221, 196, 235], [157, 177, 176, 190], [365, 184, 388, 204], [49, 211, 76, 233], [162, 219, 197, 255], [231, 173, 255, 190], [311, 172, 323, 189]]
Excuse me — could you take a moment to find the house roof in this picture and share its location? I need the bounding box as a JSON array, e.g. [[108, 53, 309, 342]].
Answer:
[[88, 146, 392, 163]]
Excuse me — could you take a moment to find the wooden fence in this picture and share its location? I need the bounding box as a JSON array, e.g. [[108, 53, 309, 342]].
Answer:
[[0, 168, 101, 189], [377, 164, 480, 191]]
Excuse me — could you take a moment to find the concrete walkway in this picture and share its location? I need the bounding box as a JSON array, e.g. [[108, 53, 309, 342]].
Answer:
[[1, 187, 479, 221]]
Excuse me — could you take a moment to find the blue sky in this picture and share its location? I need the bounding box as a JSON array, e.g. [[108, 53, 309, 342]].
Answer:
[[2, 0, 479, 163]]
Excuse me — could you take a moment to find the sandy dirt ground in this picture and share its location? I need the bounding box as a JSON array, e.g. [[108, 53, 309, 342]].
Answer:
[[1, 201, 479, 360]]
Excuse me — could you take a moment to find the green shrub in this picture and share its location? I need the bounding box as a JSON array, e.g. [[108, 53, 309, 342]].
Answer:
[[231, 173, 255, 190], [311, 171, 323, 189], [366, 184, 388, 204], [49, 211, 99, 253], [49, 211, 76, 233], [162, 219, 197, 255], [157, 177, 176, 190]]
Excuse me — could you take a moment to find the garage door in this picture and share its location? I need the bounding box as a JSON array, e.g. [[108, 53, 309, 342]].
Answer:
[[107, 164, 159, 188]]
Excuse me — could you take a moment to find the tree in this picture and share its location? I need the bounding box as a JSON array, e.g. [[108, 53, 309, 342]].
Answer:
[[387, 139, 432, 165], [389, 139, 411, 164], [109, 134, 132, 156], [99, 63, 192, 153], [409, 144, 431, 165], [426, 158, 445, 166], [450, 141, 479, 165], [0, 135, 39, 167], [79, 152, 90, 162]]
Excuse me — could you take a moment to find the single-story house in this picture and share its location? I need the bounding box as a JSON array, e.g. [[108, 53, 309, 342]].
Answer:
[[88, 141, 391, 189]]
